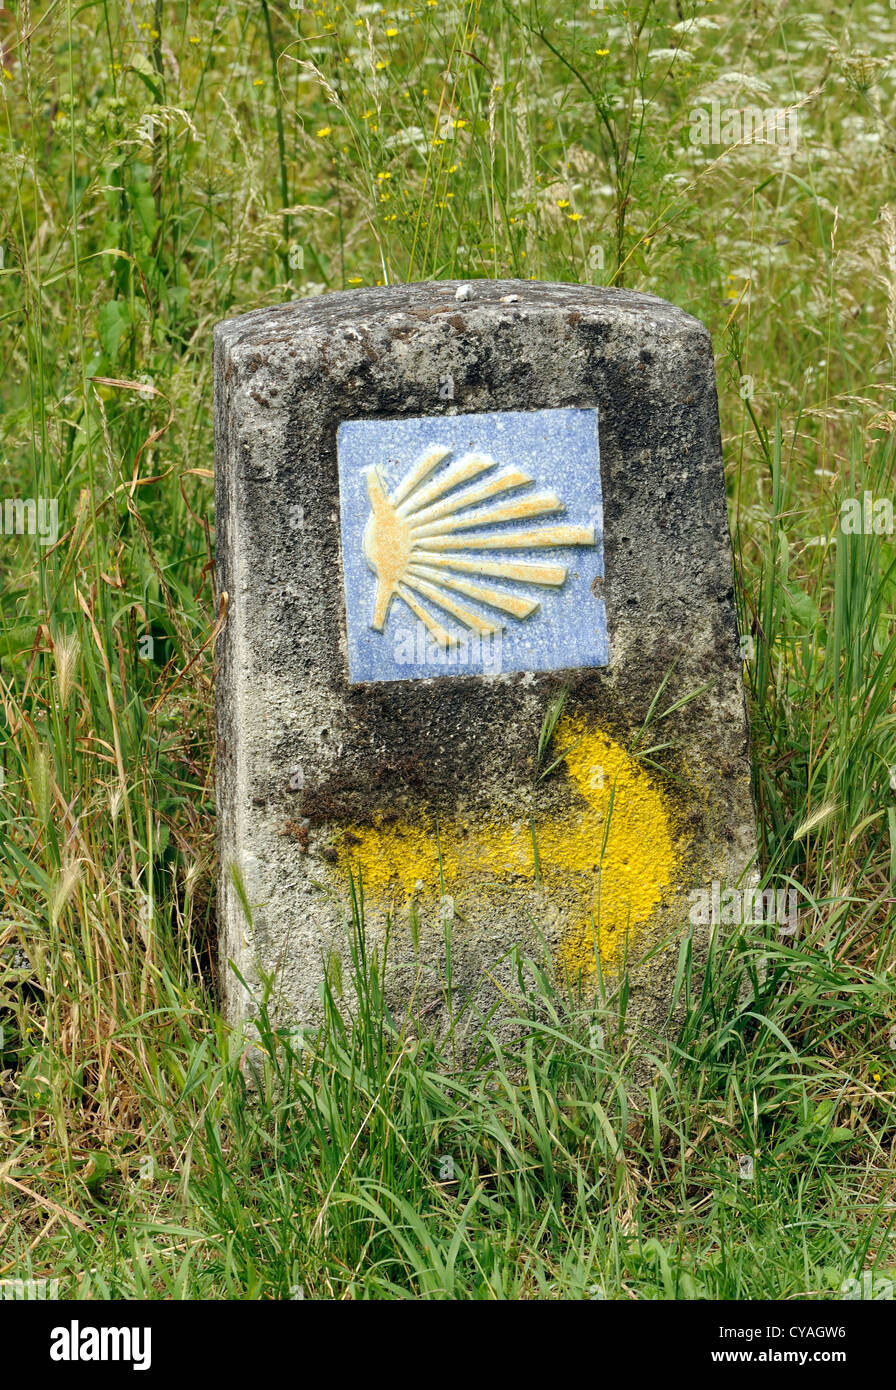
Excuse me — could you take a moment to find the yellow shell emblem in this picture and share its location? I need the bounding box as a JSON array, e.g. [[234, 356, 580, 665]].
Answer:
[[362, 445, 595, 646]]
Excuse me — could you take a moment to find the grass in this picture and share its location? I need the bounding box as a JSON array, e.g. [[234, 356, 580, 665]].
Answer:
[[0, 0, 895, 1298]]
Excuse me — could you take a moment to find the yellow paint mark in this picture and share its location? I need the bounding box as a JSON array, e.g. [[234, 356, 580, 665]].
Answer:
[[546, 715, 680, 976], [335, 714, 681, 979]]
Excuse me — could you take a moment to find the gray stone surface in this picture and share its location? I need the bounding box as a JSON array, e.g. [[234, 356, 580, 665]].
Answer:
[[214, 279, 757, 1050]]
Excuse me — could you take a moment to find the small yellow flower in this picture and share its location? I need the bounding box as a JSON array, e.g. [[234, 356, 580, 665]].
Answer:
[[376, 170, 391, 181], [448, 164, 458, 173], [596, 48, 610, 57], [557, 199, 570, 208], [150, 27, 159, 38], [362, 109, 375, 120], [376, 59, 389, 69], [452, 118, 467, 128], [568, 212, 583, 221], [253, 78, 264, 87], [316, 126, 332, 137], [348, 276, 363, 284], [873, 1072, 882, 1082], [385, 27, 398, 36], [188, 36, 200, 45]]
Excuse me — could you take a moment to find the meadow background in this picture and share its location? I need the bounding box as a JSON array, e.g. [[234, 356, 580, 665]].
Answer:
[[1, 0, 896, 1299]]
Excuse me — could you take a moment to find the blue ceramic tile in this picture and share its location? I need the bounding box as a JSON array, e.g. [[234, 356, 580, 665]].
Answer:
[[337, 406, 608, 683]]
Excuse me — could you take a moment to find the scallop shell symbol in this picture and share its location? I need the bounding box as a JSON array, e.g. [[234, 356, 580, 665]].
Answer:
[[362, 444, 596, 646]]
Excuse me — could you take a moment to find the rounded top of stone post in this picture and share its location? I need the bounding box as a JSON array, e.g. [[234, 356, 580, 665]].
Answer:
[[213, 279, 709, 355]]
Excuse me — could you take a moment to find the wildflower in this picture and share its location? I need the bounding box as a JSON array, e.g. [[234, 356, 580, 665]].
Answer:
[[253, 78, 264, 87], [348, 276, 363, 284], [568, 212, 583, 221], [452, 118, 467, 128], [386, 27, 398, 36], [448, 164, 458, 173], [188, 36, 200, 45], [557, 199, 570, 208], [376, 171, 391, 181], [362, 109, 375, 120], [316, 126, 332, 137], [376, 59, 389, 69], [873, 1072, 882, 1082], [596, 48, 609, 56]]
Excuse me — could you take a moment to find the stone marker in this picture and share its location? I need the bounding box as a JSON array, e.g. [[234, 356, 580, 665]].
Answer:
[[214, 280, 757, 1047]]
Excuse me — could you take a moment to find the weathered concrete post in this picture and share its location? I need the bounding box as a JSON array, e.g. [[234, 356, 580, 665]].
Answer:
[[214, 280, 756, 1044]]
